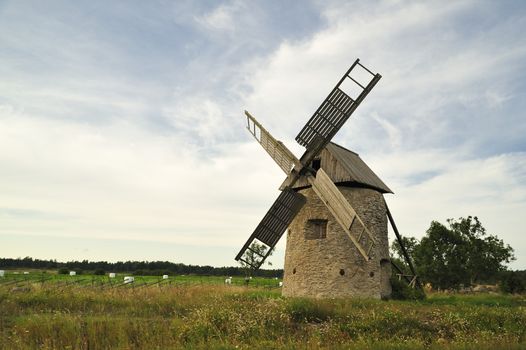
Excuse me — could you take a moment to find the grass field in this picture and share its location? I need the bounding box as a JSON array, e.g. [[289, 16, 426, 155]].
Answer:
[[0, 273, 525, 349], [0, 271, 281, 289]]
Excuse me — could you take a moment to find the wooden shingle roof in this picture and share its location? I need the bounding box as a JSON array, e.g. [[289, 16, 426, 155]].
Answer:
[[290, 142, 392, 194], [325, 143, 392, 193]]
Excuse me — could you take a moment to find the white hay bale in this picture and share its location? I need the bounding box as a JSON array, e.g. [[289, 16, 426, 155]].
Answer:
[[225, 277, 232, 284], [279, 281, 283, 287], [162, 275, 169, 279], [0, 270, 4, 277], [124, 276, 134, 284], [23, 271, 29, 275], [109, 273, 116, 278], [69, 271, 76, 276]]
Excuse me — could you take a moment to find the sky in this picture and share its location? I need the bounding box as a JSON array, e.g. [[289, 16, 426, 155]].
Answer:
[[1, 0, 526, 269]]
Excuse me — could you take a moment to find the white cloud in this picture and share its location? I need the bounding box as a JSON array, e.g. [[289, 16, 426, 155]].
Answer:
[[0, 107, 283, 249], [162, 95, 233, 146], [371, 113, 402, 149], [194, 3, 239, 32]]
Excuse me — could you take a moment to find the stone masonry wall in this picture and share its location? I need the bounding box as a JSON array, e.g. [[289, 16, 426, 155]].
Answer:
[[282, 186, 391, 299]]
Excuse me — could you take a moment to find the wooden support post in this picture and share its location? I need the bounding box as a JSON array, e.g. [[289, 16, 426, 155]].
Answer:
[[384, 198, 422, 290]]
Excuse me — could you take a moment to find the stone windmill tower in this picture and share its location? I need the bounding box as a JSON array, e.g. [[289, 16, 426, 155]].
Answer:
[[235, 59, 419, 298], [282, 143, 392, 298]]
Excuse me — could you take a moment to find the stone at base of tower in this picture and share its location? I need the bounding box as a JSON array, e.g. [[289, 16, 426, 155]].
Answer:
[[282, 186, 392, 299]]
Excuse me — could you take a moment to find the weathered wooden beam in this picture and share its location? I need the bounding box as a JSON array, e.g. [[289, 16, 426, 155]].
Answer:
[[384, 199, 422, 290], [390, 260, 412, 284], [307, 168, 376, 261], [245, 111, 301, 174]]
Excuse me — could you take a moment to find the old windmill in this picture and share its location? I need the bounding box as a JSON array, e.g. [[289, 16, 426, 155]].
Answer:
[[235, 59, 419, 298]]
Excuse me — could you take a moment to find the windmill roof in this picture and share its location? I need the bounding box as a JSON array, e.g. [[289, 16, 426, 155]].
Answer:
[[324, 142, 393, 194]]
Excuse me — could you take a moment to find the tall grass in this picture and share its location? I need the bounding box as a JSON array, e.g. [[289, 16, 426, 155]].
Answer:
[[0, 284, 525, 349]]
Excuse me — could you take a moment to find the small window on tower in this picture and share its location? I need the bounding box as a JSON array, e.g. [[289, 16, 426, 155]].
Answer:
[[304, 219, 327, 240], [312, 158, 321, 170]]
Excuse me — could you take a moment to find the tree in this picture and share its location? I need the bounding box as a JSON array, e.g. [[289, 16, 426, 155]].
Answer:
[[390, 236, 419, 270], [413, 220, 468, 289], [238, 241, 274, 277], [500, 271, 526, 294], [413, 216, 514, 289]]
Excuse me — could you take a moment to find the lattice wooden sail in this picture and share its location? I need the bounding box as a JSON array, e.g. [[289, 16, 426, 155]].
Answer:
[[235, 189, 306, 269], [245, 111, 300, 174], [296, 59, 381, 157]]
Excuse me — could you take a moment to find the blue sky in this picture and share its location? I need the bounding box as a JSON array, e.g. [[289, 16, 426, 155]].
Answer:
[[1, 0, 525, 269]]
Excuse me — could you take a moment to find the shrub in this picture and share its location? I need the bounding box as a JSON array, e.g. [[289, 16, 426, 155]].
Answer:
[[94, 269, 105, 276], [500, 271, 525, 294], [390, 277, 426, 300], [57, 268, 69, 275]]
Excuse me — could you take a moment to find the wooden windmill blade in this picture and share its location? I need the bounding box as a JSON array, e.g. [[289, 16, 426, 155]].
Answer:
[[307, 168, 377, 260], [244, 111, 301, 174], [235, 188, 306, 269], [295, 59, 381, 160], [236, 111, 306, 269]]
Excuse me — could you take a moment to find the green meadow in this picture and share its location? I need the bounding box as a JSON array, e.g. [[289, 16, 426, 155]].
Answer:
[[0, 271, 280, 288], [0, 272, 525, 349]]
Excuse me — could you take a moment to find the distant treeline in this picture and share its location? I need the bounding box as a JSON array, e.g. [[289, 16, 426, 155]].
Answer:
[[0, 257, 283, 278]]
